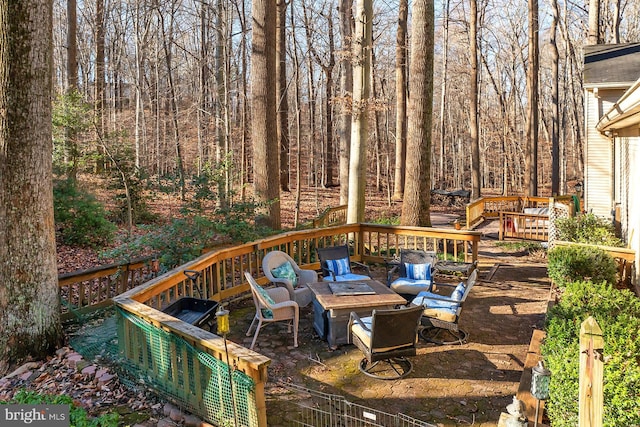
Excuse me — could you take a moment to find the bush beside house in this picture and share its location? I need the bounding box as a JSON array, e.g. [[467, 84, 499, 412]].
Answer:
[[542, 279, 640, 427], [543, 213, 639, 426]]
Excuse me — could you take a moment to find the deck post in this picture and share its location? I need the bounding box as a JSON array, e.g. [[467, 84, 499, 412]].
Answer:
[[579, 316, 603, 427]]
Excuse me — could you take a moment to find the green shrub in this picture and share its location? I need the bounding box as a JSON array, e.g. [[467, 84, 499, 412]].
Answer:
[[547, 245, 617, 287], [110, 172, 157, 225], [104, 203, 272, 270], [54, 179, 116, 248], [2, 389, 119, 427], [554, 213, 624, 247], [542, 280, 640, 427]]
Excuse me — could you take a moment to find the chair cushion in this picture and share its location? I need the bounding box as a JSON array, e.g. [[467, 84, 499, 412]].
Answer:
[[450, 282, 466, 301], [390, 278, 432, 295], [326, 257, 351, 276], [254, 285, 275, 318], [404, 262, 432, 281], [411, 291, 459, 310], [421, 307, 457, 322], [351, 316, 408, 353], [271, 261, 298, 287], [323, 272, 370, 282]]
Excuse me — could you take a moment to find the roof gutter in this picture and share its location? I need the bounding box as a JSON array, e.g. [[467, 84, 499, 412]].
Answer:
[[597, 77, 640, 132]]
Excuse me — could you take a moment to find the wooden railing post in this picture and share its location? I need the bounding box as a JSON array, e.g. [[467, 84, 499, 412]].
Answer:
[[579, 316, 603, 427]]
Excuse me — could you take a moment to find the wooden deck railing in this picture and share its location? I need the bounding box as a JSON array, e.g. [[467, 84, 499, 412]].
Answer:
[[58, 257, 158, 320], [57, 205, 349, 321], [466, 195, 574, 229], [499, 211, 549, 241], [311, 205, 348, 228], [113, 223, 482, 426]]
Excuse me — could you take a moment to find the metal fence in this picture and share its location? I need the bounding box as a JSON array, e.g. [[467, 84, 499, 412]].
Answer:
[[280, 383, 436, 427]]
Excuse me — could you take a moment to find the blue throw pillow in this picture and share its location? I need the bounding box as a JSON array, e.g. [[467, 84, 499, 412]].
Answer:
[[271, 261, 298, 287], [327, 257, 351, 276], [404, 262, 432, 281], [254, 285, 275, 318], [450, 282, 466, 301]]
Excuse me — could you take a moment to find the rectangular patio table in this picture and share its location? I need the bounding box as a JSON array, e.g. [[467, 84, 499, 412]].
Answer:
[[308, 279, 407, 349]]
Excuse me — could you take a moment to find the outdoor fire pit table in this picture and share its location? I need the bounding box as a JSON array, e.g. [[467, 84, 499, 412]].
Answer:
[[308, 280, 406, 349]]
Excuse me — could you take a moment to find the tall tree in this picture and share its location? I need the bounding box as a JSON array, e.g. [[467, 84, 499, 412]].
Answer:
[[550, 0, 560, 195], [157, 4, 186, 200], [276, 0, 290, 191], [401, 0, 434, 226], [392, 0, 408, 201], [252, 0, 281, 228], [0, 0, 61, 372], [437, 0, 449, 186], [338, 0, 353, 205], [525, 0, 539, 196], [469, 0, 481, 199], [346, 0, 372, 224], [588, 0, 600, 44], [95, 0, 105, 172], [67, 0, 77, 90]]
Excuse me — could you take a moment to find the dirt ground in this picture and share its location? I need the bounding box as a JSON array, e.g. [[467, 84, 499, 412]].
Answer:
[[223, 235, 551, 427]]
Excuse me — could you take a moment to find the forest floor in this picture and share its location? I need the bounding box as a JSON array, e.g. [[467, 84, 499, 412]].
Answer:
[[56, 178, 470, 274], [3, 178, 544, 427]]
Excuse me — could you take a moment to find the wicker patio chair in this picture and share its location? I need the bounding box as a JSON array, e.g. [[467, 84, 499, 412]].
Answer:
[[262, 251, 316, 307], [244, 272, 299, 350]]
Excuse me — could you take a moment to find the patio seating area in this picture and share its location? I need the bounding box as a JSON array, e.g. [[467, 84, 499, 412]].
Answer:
[[223, 256, 552, 426]]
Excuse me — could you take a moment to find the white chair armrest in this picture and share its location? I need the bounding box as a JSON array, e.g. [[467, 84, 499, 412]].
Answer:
[[266, 286, 291, 303], [297, 268, 318, 285]]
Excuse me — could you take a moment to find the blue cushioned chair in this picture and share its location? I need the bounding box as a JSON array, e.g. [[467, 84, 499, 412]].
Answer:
[[387, 249, 438, 297], [317, 245, 371, 282], [411, 268, 478, 345]]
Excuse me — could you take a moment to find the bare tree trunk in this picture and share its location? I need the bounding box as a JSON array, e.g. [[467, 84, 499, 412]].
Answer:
[[438, 0, 449, 187], [347, 0, 372, 224], [323, 8, 336, 188], [612, 0, 621, 43], [215, 0, 228, 207], [338, 0, 353, 204], [276, 0, 290, 191], [550, 0, 560, 195], [392, 0, 407, 200], [95, 0, 105, 172], [238, 0, 249, 199], [158, 6, 186, 200], [401, 0, 434, 226], [65, 0, 79, 181], [197, 0, 210, 174], [0, 0, 62, 370], [525, 0, 539, 196], [133, 6, 149, 172], [67, 0, 77, 90], [588, 0, 601, 44], [469, 0, 480, 199], [252, 0, 280, 228], [291, 11, 302, 226], [372, 52, 383, 192]]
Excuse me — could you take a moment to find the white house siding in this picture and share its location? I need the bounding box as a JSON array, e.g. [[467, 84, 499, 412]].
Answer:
[[628, 138, 640, 289], [584, 88, 626, 219]]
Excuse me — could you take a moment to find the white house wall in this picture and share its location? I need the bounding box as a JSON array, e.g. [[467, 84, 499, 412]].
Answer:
[[628, 138, 640, 289], [584, 88, 626, 219]]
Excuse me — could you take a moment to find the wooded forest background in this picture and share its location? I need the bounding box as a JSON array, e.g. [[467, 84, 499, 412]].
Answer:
[[55, 0, 639, 227]]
